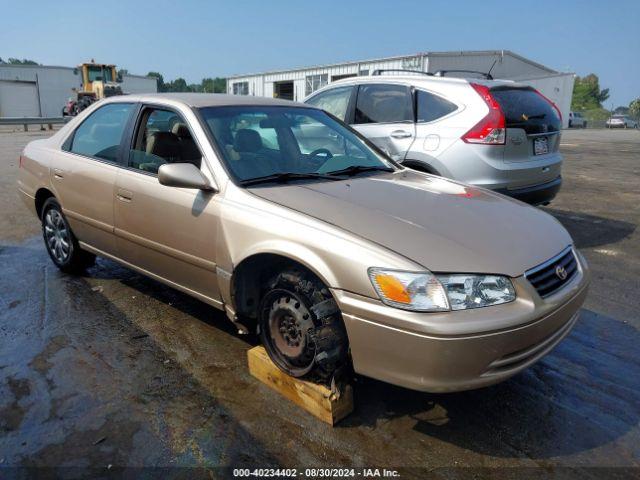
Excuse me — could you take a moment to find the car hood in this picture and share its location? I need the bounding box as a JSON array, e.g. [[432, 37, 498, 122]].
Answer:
[[249, 170, 572, 277]]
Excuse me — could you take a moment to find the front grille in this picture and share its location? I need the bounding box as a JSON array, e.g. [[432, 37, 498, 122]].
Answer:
[[525, 247, 578, 298]]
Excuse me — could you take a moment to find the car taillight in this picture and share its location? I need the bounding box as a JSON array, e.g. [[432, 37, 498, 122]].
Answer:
[[533, 89, 562, 122], [462, 83, 506, 145]]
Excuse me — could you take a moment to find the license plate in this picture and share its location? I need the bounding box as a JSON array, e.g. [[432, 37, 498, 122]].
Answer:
[[534, 136, 549, 155]]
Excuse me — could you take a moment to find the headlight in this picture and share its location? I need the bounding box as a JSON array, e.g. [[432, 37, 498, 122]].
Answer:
[[437, 274, 515, 310], [368, 268, 515, 312], [368, 268, 449, 312]]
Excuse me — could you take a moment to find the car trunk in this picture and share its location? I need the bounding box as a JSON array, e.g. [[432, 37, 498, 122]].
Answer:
[[491, 86, 562, 164]]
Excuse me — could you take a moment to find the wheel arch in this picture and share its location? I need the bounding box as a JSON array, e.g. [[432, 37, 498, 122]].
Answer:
[[35, 188, 56, 219], [230, 247, 338, 330]]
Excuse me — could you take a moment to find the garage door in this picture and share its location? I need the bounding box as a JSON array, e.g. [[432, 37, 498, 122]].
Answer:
[[0, 80, 39, 117]]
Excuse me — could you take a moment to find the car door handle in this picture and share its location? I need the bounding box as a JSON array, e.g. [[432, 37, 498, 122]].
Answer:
[[116, 189, 133, 202], [390, 130, 412, 139], [53, 168, 64, 179]]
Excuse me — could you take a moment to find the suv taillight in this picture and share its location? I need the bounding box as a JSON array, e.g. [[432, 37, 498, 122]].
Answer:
[[533, 89, 563, 122], [462, 83, 506, 145]]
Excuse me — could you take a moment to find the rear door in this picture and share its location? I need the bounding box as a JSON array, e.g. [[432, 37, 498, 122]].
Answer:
[[351, 83, 415, 161], [56, 102, 135, 254]]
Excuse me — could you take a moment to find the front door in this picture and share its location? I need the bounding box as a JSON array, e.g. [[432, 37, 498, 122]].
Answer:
[[351, 83, 415, 161], [113, 105, 222, 305]]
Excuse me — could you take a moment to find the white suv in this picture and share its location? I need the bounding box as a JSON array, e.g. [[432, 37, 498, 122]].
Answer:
[[305, 72, 564, 205]]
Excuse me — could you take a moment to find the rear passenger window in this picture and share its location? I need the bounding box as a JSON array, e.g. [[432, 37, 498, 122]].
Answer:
[[69, 103, 133, 162], [306, 86, 353, 121], [128, 108, 202, 174], [416, 90, 457, 122], [354, 84, 413, 124]]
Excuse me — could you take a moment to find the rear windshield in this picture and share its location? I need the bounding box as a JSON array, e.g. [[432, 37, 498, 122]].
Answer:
[[491, 87, 561, 134]]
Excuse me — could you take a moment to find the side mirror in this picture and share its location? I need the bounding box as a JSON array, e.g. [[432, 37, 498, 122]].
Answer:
[[158, 163, 215, 191]]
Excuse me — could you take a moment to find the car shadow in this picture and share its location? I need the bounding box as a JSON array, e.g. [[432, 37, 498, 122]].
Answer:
[[543, 208, 636, 249], [341, 308, 640, 459], [82, 256, 251, 342]]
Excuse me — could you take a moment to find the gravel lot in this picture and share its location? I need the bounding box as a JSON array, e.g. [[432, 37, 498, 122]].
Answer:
[[0, 128, 638, 478]]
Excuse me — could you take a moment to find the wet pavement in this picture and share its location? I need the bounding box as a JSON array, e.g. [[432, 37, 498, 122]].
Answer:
[[0, 129, 639, 478]]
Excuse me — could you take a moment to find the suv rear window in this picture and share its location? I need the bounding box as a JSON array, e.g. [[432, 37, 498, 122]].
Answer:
[[490, 87, 561, 134]]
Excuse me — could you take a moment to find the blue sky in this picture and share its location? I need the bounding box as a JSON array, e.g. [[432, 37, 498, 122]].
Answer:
[[2, 0, 639, 106]]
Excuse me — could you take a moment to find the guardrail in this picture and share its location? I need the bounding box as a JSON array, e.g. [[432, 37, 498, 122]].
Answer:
[[0, 117, 68, 131]]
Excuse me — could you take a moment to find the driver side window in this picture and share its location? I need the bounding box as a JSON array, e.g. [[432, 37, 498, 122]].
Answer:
[[128, 108, 202, 175]]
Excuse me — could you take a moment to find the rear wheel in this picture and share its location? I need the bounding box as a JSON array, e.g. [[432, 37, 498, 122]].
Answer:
[[259, 269, 349, 382], [41, 198, 95, 273]]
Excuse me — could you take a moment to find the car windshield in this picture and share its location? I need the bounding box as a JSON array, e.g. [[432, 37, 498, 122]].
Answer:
[[199, 106, 394, 184]]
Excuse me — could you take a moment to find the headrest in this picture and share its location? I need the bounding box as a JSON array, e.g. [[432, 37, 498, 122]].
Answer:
[[233, 129, 262, 153], [146, 131, 181, 160], [171, 122, 191, 139]]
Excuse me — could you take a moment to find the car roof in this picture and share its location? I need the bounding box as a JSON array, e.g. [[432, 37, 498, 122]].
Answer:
[[105, 92, 311, 109]]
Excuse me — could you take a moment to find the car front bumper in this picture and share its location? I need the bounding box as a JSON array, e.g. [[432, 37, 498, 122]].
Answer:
[[332, 251, 590, 393]]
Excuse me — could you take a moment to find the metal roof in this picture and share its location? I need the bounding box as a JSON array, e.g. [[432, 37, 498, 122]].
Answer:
[[226, 50, 557, 79]]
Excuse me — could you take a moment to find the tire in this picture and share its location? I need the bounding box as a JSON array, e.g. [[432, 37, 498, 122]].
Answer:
[[259, 269, 349, 382], [41, 198, 95, 273]]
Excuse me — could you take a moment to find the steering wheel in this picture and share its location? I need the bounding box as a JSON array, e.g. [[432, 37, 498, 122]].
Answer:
[[308, 148, 333, 159]]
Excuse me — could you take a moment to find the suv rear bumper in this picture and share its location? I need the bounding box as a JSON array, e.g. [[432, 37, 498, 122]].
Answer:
[[496, 176, 562, 206]]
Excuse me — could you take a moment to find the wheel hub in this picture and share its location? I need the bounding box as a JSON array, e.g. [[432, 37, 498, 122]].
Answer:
[[268, 294, 315, 359], [44, 209, 71, 263]]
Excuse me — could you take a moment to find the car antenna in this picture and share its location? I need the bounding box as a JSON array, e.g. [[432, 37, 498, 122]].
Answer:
[[486, 58, 498, 80]]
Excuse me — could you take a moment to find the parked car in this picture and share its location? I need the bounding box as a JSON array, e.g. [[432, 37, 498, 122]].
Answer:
[[305, 72, 564, 206], [568, 111, 587, 128], [17, 93, 589, 393], [606, 115, 638, 129]]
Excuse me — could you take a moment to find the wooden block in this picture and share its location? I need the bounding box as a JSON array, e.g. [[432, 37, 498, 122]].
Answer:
[[247, 346, 353, 425]]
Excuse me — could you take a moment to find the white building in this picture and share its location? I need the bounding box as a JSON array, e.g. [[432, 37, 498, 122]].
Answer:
[[0, 64, 157, 118], [227, 50, 575, 127]]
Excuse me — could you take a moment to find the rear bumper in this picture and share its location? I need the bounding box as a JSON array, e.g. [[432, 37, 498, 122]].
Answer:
[[332, 251, 589, 393], [496, 176, 562, 206]]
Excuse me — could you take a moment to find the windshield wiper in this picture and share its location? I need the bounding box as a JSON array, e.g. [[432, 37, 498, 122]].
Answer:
[[240, 172, 345, 186], [326, 165, 394, 177]]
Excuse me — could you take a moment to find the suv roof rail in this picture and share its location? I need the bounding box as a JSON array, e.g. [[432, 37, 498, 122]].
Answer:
[[371, 69, 433, 77], [434, 70, 494, 80]]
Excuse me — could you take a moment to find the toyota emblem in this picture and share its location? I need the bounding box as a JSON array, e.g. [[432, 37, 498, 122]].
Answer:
[[555, 265, 568, 280]]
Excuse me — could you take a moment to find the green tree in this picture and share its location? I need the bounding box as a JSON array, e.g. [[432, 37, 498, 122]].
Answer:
[[571, 74, 610, 111], [166, 77, 190, 92], [213, 77, 226, 93], [629, 99, 640, 120], [147, 71, 166, 92], [7, 57, 39, 65]]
